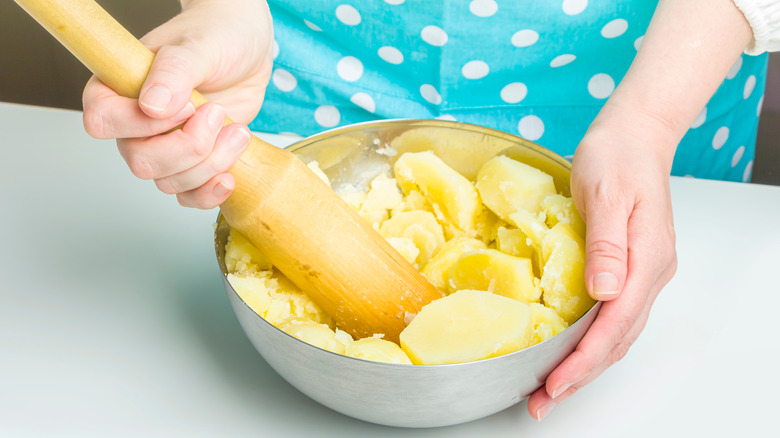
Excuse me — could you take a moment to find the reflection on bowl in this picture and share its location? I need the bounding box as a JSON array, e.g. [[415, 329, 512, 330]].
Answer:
[[215, 119, 599, 428]]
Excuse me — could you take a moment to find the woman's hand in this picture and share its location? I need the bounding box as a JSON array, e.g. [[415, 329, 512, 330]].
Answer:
[[527, 111, 678, 420], [82, 0, 274, 208]]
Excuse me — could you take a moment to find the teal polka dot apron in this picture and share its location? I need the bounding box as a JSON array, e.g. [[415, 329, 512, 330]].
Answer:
[[251, 0, 768, 182]]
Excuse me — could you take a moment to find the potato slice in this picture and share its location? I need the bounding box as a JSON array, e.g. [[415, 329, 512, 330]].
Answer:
[[542, 194, 586, 239], [277, 318, 347, 355], [539, 223, 596, 324], [379, 210, 445, 266], [421, 237, 487, 292], [476, 155, 557, 220], [496, 227, 534, 259], [529, 303, 569, 346], [358, 174, 404, 228], [447, 249, 540, 303], [345, 337, 413, 364], [225, 228, 273, 274], [394, 151, 481, 233], [400, 290, 533, 365]]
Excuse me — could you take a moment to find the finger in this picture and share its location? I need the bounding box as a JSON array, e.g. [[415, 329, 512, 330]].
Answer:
[[138, 44, 214, 119], [82, 76, 195, 139], [527, 293, 657, 421], [154, 122, 250, 194], [176, 173, 236, 210], [117, 103, 226, 180], [582, 194, 632, 301]]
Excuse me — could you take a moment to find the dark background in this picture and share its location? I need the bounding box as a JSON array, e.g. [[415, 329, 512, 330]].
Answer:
[[1, 1, 777, 185]]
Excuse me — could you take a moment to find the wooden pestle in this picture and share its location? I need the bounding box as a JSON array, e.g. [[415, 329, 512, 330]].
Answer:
[[15, 0, 442, 342]]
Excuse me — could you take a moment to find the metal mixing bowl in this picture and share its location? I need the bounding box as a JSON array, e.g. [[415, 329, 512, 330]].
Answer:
[[214, 119, 599, 428]]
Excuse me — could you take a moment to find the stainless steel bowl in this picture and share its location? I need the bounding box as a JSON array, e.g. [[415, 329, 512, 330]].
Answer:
[[214, 119, 599, 428]]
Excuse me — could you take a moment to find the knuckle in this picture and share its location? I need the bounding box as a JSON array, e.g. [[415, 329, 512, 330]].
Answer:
[[82, 109, 110, 139], [155, 46, 194, 78], [154, 178, 179, 195], [609, 340, 634, 364], [188, 136, 213, 161], [586, 239, 627, 264], [127, 154, 156, 180]]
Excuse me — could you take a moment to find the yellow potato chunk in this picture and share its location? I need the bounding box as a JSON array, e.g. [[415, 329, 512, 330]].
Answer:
[[224, 228, 273, 275], [539, 223, 596, 324], [358, 174, 404, 228], [496, 227, 534, 259], [379, 210, 445, 266], [542, 194, 586, 239], [508, 209, 550, 248], [345, 337, 413, 364], [385, 237, 421, 266], [227, 272, 332, 327], [421, 237, 487, 292], [391, 189, 429, 215], [400, 290, 533, 365], [447, 249, 540, 303], [277, 318, 347, 355], [529, 303, 569, 346], [394, 151, 481, 233], [476, 155, 557, 220]]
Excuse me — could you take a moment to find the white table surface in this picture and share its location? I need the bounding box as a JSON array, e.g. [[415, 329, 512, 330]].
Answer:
[[1, 102, 778, 437]]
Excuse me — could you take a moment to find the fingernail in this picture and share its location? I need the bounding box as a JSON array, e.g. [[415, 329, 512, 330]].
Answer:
[[593, 272, 620, 297], [208, 105, 226, 129], [214, 179, 234, 197], [229, 128, 251, 152], [140, 84, 172, 112], [551, 382, 572, 399], [536, 401, 556, 421], [173, 102, 195, 123]]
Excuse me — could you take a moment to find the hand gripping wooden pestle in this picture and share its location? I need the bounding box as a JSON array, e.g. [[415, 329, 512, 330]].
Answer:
[[15, 0, 442, 343]]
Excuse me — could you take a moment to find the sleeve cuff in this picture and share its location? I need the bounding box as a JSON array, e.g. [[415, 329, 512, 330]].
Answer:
[[733, 0, 780, 54]]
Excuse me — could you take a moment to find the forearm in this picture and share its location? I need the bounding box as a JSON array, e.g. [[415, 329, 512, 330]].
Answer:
[[584, 0, 753, 165]]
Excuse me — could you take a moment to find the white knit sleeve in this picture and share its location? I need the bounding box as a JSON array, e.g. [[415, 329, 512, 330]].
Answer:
[[733, 0, 780, 54]]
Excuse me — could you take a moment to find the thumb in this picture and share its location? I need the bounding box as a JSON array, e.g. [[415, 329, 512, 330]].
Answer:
[[582, 203, 629, 301], [138, 44, 213, 119]]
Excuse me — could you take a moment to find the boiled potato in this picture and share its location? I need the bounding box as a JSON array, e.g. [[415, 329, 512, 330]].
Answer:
[[278, 318, 347, 355], [385, 237, 421, 266], [394, 151, 481, 233], [542, 194, 586, 239], [539, 222, 596, 324], [421, 237, 487, 292], [358, 174, 403, 228], [476, 155, 557, 220], [345, 337, 413, 364], [496, 227, 534, 259], [379, 210, 445, 266], [529, 303, 569, 346], [400, 290, 533, 365], [447, 249, 540, 303], [224, 228, 273, 275]]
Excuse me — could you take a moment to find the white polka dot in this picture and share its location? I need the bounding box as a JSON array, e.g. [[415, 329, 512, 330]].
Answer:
[[683, 174, 696, 179], [758, 95, 765, 117], [500, 82, 528, 103], [273, 40, 279, 59], [562, 0, 588, 15], [436, 114, 457, 121], [726, 56, 743, 80], [601, 19, 628, 38], [518, 115, 545, 141], [511, 29, 539, 48], [462, 60, 489, 80], [588, 73, 615, 99], [743, 160, 753, 182], [350, 92, 376, 113], [634, 35, 644, 51], [272, 68, 297, 92], [712, 126, 729, 150], [315, 105, 341, 127], [550, 54, 576, 67], [378, 46, 404, 64], [731, 145, 745, 168], [470, 0, 498, 17], [336, 56, 364, 82], [690, 107, 707, 129], [744, 75, 756, 99], [421, 25, 448, 46], [420, 84, 442, 105], [384, 0, 405, 4], [304, 19, 322, 31], [336, 4, 361, 26]]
